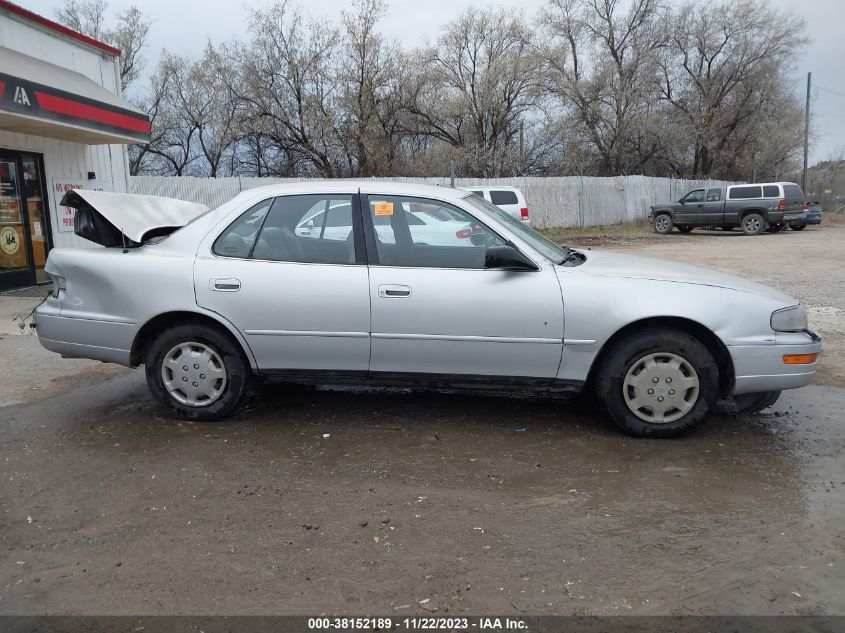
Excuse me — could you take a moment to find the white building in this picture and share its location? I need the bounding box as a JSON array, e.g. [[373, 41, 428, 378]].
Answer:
[[0, 0, 149, 290]]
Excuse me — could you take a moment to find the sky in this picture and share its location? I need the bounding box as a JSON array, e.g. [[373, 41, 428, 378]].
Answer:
[[23, 0, 845, 165]]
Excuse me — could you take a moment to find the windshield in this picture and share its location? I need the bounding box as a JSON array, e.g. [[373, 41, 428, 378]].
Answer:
[[462, 193, 568, 263]]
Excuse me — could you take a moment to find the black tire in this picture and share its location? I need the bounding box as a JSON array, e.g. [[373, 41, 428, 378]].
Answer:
[[653, 214, 673, 234], [741, 213, 765, 236], [145, 323, 253, 421], [790, 223, 807, 231], [730, 391, 781, 415], [678, 225, 694, 234], [595, 329, 719, 438]]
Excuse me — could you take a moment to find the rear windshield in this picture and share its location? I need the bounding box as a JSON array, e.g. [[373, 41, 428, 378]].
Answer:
[[490, 190, 519, 205], [783, 184, 804, 200], [728, 185, 762, 200]]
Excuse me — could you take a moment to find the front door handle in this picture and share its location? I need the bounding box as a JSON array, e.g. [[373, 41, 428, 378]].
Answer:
[[378, 284, 411, 298], [210, 278, 241, 292]]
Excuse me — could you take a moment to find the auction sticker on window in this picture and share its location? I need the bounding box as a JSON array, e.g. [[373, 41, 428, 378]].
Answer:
[[373, 201, 394, 216]]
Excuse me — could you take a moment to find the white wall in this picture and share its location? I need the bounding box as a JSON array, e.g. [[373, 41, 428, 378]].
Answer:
[[0, 10, 131, 249]]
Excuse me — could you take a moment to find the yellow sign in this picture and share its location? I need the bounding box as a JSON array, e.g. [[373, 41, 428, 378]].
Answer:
[[373, 201, 394, 216], [1, 226, 20, 255]]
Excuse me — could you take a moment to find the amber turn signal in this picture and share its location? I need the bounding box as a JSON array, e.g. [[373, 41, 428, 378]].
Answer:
[[783, 353, 818, 365]]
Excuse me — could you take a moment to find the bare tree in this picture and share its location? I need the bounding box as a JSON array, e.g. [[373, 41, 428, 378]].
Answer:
[[54, 0, 151, 92], [542, 0, 666, 176], [230, 0, 343, 177], [657, 0, 806, 178], [338, 0, 403, 176], [403, 8, 545, 177]]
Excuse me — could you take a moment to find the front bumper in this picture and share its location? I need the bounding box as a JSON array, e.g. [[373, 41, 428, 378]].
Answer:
[[729, 330, 822, 395]]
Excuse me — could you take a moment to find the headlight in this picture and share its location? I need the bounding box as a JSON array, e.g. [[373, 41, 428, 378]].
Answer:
[[771, 305, 807, 332]]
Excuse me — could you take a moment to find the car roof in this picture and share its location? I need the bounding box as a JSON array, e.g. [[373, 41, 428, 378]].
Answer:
[[461, 185, 521, 192], [234, 180, 473, 204], [727, 182, 800, 187]]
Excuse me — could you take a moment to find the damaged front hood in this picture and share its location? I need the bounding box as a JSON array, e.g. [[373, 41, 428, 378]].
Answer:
[[579, 249, 795, 303], [62, 189, 209, 247]]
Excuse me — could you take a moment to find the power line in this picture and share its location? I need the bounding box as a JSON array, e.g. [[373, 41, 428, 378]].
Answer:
[[816, 85, 845, 98]]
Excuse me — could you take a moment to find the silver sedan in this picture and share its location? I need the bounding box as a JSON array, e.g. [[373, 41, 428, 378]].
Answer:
[[34, 182, 822, 437]]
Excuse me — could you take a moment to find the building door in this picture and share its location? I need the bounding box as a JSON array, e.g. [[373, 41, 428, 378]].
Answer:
[[0, 150, 51, 290]]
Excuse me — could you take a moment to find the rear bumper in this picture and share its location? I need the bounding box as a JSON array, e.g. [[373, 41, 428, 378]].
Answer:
[[729, 331, 822, 395], [783, 212, 804, 222], [34, 303, 134, 366]]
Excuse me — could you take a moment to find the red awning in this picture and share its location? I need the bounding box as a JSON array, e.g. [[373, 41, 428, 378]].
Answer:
[[0, 46, 150, 145]]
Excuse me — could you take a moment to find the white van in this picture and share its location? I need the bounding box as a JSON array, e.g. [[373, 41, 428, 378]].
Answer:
[[462, 186, 530, 223]]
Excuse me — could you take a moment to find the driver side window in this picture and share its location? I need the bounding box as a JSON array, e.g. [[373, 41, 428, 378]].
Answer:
[[683, 189, 705, 203], [367, 196, 505, 269]]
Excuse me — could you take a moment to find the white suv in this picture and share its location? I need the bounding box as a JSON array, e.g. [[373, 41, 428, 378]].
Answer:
[[462, 186, 529, 223]]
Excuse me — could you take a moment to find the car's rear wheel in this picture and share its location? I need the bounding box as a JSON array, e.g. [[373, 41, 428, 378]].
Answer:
[[731, 391, 781, 414], [678, 225, 694, 234], [653, 214, 673, 234], [790, 223, 807, 231], [595, 329, 719, 437], [741, 213, 765, 236], [145, 323, 252, 421]]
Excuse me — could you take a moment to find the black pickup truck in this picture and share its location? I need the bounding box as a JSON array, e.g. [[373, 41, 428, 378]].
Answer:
[[649, 182, 806, 236]]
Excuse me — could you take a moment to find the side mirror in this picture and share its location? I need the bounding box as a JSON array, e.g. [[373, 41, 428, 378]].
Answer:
[[678, 198, 685, 204], [484, 245, 538, 271]]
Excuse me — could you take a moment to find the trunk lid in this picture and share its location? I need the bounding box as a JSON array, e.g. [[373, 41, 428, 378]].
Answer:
[[61, 189, 209, 247]]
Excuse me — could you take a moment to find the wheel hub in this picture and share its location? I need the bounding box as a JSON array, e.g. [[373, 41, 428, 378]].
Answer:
[[622, 352, 700, 424], [161, 342, 227, 407]]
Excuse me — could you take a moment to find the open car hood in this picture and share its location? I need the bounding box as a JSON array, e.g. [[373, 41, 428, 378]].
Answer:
[[61, 189, 209, 247]]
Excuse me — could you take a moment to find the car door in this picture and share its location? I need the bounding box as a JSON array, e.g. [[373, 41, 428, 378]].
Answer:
[[194, 192, 371, 373], [362, 192, 564, 381], [676, 189, 705, 223]]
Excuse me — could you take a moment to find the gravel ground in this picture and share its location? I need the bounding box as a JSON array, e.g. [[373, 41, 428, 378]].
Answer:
[[1, 224, 843, 618]]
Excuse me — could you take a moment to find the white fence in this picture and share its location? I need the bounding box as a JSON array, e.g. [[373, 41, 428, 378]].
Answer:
[[129, 175, 736, 229]]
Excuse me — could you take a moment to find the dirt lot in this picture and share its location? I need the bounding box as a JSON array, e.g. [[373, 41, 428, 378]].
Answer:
[[1, 225, 843, 618]]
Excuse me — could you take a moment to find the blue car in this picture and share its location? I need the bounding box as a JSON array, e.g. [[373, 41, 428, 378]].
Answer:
[[790, 201, 822, 230]]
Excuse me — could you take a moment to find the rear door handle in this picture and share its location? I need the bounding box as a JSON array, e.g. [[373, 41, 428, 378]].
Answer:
[[210, 278, 241, 292], [378, 284, 411, 298]]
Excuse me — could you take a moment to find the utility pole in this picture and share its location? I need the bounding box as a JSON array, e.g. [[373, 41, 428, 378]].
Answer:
[[519, 121, 525, 173], [803, 71, 811, 192], [449, 160, 456, 188]]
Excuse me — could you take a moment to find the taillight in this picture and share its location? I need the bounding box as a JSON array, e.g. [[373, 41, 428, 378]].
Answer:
[[803, 203, 809, 212], [455, 228, 473, 239], [520, 207, 529, 220], [778, 200, 786, 210]]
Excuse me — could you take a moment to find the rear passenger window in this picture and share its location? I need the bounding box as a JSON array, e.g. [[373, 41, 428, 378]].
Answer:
[[254, 195, 357, 264], [213, 198, 273, 258], [214, 195, 359, 264], [728, 186, 762, 200], [490, 190, 519, 205], [762, 185, 780, 198], [706, 188, 721, 202], [784, 185, 804, 199]]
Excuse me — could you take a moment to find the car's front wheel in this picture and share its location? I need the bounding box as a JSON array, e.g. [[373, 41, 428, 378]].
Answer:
[[653, 214, 673, 234], [145, 323, 252, 421], [596, 329, 719, 437]]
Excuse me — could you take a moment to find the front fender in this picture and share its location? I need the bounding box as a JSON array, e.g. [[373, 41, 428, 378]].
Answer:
[[557, 271, 788, 384]]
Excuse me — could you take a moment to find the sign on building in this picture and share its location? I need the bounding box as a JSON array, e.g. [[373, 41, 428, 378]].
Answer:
[[52, 178, 103, 232]]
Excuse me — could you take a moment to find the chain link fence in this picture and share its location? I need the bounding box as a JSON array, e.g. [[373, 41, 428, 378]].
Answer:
[[130, 175, 736, 229]]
